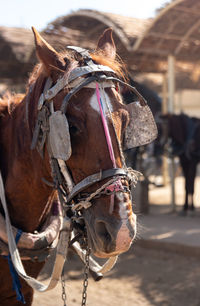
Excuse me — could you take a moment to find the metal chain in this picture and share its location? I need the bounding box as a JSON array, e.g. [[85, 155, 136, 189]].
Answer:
[[78, 185, 130, 201], [81, 243, 90, 306], [61, 271, 67, 306]]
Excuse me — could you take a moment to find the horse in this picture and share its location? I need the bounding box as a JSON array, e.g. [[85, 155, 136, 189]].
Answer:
[[0, 27, 157, 305], [161, 113, 200, 213]]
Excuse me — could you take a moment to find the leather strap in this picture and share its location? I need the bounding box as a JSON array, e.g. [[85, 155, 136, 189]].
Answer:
[[105, 76, 148, 106], [0, 170, 121, 290], [0, 170, 71, 292], [43, 65, 114, 102], [67, 168, 127, 202]]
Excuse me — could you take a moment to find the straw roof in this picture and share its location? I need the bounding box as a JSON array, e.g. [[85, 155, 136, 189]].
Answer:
[[0, 26, 34, 80], [43, 2, 200, 88], [134, 0, 200, 62], [46, 10, 150, 51], [45, 1, 200, 73], [44, 10, 161, 73], [1, 1, 200, 90]]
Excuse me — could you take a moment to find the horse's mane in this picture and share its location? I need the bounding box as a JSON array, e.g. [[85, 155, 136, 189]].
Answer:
[[91, 52, 126, 79], [0, 92, 25, 117]]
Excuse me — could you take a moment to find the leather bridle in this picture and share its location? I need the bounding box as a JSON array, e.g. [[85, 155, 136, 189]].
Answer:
[[0, 46, 144, 297], [31, 46, 141, 217]]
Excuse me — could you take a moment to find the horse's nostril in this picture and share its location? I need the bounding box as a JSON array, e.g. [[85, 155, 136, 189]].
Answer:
[[95, 221, 112, 244]]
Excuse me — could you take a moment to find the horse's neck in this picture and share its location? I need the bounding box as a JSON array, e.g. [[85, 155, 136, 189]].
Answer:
[[0, 99, 54, 232]]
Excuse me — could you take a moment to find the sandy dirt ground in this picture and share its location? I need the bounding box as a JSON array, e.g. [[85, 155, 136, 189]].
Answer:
[[149, 176, 200, 210], [33, 244, 200, 306], [32, 176, 200, 306]]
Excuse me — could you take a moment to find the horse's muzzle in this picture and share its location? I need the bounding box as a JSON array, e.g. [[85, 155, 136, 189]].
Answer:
[[83, 193, 137, 258]]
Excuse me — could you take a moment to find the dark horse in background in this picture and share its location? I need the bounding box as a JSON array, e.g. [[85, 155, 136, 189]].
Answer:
[[161, 113, 200, 213], [122, 78, 162, 116]]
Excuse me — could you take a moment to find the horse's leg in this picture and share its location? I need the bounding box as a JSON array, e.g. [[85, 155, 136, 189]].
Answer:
[[184, 189, 189, 211], [0, 257, 44, 306], [180, 156, 189, 211], [181, 159, 197, 212], [187, 161, 197, 211], [188, 194, 194, 210]]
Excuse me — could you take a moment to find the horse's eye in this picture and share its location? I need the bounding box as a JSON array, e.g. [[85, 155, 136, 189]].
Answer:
[[69, 123, 80, 136]]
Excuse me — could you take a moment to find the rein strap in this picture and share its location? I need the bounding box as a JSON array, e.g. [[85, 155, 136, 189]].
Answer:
[[0, 170, 71, 292], [96, 83, 116, 168]]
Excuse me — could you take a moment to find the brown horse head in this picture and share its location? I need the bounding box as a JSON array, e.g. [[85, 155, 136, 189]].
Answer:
[[0, 26, 159, 305], [30, 28, 137, 258]]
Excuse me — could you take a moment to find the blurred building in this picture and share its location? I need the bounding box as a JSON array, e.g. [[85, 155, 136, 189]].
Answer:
[[1, 0, 200, 116]]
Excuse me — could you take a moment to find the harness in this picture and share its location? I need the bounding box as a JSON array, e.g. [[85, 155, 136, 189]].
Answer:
[[0, 46, 157, 303]]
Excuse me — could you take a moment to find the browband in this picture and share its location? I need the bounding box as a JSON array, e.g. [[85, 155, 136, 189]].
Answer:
[[43, 65, 115, 102]]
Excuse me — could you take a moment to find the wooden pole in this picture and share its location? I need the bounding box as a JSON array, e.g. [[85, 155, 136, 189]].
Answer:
[[162, 73, 168, 114], [168, 55, 176, 212], [162, 73, 168, 186], [168, 55, 175, 113]]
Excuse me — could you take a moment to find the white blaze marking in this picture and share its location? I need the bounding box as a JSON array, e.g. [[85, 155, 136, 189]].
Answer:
[[119, 199, 128, 219], [89, 90, 113, 114], [109, 194, 115, 214]]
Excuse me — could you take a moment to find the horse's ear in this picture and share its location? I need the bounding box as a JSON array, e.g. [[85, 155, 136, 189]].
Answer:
[[96, 28, 116, 59], [32, 27, 65, 75]]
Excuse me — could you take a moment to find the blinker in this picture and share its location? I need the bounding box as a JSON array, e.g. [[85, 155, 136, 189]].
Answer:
[[95, 75, 158, 150], [123, 101, 158, 149], [48, 111, 72, 161]]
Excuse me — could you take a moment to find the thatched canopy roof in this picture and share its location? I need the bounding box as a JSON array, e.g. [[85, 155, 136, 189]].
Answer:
[[46, 10, 150, 51], [45, 1, 200, 72], [1, 1, 200, 91], [0, 26, 34, 81], [134, 0, 200, 62], [44, 10, 161, 73]]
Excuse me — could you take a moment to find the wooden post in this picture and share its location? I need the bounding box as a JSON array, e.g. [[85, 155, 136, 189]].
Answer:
[[133, 148, 149, 214], [162, 73, 168, 186], [162, 73, 168, 114], [168, 55, 176, 212], [138, 148, 149, 214], [168, 55, 175, 113]]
